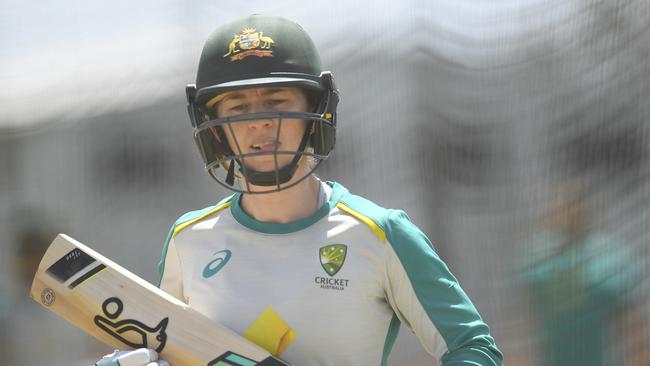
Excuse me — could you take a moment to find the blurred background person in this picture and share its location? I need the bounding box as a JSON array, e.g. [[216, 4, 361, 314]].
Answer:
[[519, 179, 647, 366]]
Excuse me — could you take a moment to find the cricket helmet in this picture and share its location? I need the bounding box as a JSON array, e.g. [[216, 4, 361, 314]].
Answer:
[[186, 15, 339, 194]]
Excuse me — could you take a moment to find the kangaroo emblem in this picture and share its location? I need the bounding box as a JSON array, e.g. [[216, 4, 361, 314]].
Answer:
[[258, 32, 274, 49], [224, 34, 241, 57], [94, 297, 169, 352]]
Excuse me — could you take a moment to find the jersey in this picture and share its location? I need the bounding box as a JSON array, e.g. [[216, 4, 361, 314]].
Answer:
[[158, 181, 502, 365]]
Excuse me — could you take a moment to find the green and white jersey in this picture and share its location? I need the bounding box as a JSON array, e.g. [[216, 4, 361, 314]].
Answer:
[[158, 181, 502, 366]]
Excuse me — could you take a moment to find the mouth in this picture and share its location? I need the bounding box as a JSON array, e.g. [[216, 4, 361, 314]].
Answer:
[[250, 140, 281, 152]]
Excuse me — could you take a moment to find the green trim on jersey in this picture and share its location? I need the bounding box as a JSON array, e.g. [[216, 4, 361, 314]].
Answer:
[[229, 181, 347, 234], [337, 193, 503, 365], [381, 314, 401, 366], [157, 194, 236, 285]]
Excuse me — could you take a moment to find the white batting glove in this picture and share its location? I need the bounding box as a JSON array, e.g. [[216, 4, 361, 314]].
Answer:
[[95, 348, 170, 366]]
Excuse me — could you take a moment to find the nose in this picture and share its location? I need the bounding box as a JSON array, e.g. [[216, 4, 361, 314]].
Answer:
[[246, 102, 277, 129], [246, 117, 275, 129]]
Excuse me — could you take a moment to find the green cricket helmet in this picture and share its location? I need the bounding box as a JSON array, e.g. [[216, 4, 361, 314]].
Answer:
[[186, 15, 339, 194]]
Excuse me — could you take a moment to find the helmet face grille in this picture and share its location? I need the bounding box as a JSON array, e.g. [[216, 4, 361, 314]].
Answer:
[[193, 111, 336, 194]]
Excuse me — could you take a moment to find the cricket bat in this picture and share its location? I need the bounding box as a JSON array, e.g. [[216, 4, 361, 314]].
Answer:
[[30, 233, 291, 366]]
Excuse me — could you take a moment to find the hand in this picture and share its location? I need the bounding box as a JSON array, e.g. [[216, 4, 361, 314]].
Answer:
[[95, 348, 170, 366]]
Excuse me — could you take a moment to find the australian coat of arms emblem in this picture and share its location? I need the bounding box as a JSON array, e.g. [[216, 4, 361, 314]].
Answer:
[[224, 27, 274, 61]]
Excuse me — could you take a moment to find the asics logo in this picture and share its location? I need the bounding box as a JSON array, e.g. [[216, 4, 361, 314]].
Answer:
[[202, 249, 232, 278]]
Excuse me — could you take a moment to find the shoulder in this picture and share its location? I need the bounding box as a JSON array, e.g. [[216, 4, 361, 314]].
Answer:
[[171, 194, 237, 238], [336, 187, 391, 241], [157, 194, 236, 281], [334, 182, 427, 248]]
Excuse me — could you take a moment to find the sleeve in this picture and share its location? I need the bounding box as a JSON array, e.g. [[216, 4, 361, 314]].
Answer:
[[157, 231, 187, 303], [383, 210, 503, 366]]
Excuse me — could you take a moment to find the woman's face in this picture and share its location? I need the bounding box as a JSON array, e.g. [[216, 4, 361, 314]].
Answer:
[[214, 87, 310, 173]]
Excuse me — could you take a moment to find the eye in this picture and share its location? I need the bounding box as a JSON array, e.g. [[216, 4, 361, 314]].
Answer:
[[227, 103, 250, 114], [268, 99, 286, 105], [266, 99, 288, 108]]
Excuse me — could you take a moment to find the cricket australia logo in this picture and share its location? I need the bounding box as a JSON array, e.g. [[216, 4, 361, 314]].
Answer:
[[315, 244, 350, 291], [224, 26, 275, 62], [320, 244, 347, 276]]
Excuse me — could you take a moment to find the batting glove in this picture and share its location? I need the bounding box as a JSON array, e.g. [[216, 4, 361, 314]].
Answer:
[[95, 348, 170, 366]]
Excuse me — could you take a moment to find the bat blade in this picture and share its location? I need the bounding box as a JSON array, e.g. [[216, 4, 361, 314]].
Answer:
[[30, 233, 291, 366]]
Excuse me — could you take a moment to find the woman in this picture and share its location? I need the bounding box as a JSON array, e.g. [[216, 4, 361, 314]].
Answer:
[[96, 15, 502, 366]]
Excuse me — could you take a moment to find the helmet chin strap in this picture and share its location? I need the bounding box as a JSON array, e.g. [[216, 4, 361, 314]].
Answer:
[[241, 160, 299, 186], [225, 160, 237, 186], [235, 121, 314, 188]]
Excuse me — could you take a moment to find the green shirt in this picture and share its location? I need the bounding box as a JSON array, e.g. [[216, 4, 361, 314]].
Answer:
[[522, 231, 637, 366]]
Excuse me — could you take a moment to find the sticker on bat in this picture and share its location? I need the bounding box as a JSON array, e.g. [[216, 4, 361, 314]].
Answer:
[[94, 297, 169, 352], [208, 351, 258, 366], [208, 351, 290, 366], [41, 288, 56, 306], [47, 248, 97, 283]]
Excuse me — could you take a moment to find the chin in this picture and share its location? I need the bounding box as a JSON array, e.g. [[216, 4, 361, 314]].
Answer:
[[244, 160, 293, 172]]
